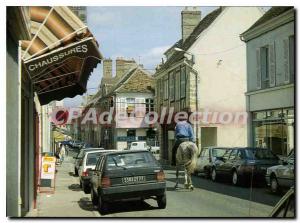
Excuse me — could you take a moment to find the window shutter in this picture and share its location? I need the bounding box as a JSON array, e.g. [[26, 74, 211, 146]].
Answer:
[[256, 48, 261, 89], [269, 42, 276, 87], [283, 38, 290, 83]]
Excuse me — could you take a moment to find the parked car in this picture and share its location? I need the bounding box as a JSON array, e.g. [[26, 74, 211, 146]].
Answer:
[[210, 147, 279, 186], [90, 150, 166, 213], [128, 141, 150, 151], [269, 187, 295, 218], [73, 148, 104, 176], [79, 149, 115, 193], [195, 147, 229, 177], [150, 146, 160, 154], [266, 149, 294, 193]]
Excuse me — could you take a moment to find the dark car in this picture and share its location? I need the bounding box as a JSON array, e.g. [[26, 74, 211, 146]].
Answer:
[[90, 150, 166, 213], [210, 147, 279, 186]]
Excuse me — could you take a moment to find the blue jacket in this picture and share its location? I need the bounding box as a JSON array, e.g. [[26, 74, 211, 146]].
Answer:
[[175, 121, 195, 142]]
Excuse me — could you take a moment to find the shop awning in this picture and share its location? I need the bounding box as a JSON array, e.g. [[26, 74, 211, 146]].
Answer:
[[21, 6, 103, 105]]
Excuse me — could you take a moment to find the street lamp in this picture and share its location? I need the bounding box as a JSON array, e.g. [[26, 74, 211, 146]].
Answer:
[[174, 47, 195, 64]]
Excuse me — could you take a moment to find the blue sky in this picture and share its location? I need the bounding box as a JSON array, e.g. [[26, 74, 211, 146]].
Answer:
[[63, 6, 218, 107]]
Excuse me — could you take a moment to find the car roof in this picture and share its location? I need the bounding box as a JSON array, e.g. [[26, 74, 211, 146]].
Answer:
[[85, 149, 115, 154], [102, 150, 151, 155]]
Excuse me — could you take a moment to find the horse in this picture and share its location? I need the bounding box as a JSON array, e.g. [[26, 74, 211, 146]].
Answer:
[[174, 141, 199, 190]]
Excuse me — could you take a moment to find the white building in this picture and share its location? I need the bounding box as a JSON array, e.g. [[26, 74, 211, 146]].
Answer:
[[155, 7, 264, 161]]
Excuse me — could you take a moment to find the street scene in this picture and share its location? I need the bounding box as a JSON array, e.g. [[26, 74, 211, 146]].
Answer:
[[6, 5, 295, 218]]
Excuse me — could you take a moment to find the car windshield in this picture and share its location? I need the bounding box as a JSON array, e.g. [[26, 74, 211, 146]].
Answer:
[[246, 149, 277, 160], [86, 152, 101, 166], [106, 152, 156, 169], [212, 148, 227, 157]]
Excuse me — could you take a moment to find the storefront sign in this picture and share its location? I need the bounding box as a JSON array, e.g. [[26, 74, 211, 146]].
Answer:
[[41, 156, 56, 180]]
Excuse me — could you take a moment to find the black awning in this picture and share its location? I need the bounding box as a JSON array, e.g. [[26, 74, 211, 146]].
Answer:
[[23, 37, 102, 105]]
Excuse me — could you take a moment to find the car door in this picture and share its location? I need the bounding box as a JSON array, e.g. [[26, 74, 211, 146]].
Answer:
[[222, 149, 238, 176], [281, 156, 295, 188], [215, 149, 232, 175], [91, 155, 105, 194]]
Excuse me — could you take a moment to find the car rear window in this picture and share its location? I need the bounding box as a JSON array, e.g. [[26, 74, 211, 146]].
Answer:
[[106, 152, 156, 169], [86, 152, 101, 166], [132, 143, 138, 146], [245, 149, 277, 160]]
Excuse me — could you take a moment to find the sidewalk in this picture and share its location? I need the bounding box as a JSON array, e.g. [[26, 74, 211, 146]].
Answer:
[[26, 155, 100, 217]]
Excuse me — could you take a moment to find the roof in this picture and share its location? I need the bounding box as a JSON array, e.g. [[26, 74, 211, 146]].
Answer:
[[244, 6, 294, 33], [156, 7, 223, 73]]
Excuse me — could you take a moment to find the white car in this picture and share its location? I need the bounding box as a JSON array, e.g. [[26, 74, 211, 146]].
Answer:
[[78, 149, 115, 193], [129, 141, 150, 151]]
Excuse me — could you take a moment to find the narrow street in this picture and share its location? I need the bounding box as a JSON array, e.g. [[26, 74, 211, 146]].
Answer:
[[29, 151, 282, 217]]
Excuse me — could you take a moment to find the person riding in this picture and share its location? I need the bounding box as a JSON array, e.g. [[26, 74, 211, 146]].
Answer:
[[171, 114, 195, 166]]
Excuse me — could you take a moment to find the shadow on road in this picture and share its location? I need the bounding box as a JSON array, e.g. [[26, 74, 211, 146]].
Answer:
[[99, 200, 157, 216], [166, 173, 282, 207], [77, 197, 95, 211], [68, 184, 82, 192], [68, 172, 77, 177]]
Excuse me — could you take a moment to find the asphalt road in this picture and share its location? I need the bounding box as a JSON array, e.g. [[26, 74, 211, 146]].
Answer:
[[48, 150, 283, 217]]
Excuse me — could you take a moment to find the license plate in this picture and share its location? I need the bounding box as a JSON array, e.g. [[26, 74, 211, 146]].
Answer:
[[122, 176, 146, 184]]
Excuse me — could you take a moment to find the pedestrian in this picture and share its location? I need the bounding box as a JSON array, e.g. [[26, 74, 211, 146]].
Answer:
[[171, 115, 195, 166], [60, 144, 66, 163]]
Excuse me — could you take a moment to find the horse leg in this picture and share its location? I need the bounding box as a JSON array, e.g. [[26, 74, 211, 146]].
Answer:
[[188, 173, 194, 190], [184, 168, 189, 189], [174, 165, 179, 189]]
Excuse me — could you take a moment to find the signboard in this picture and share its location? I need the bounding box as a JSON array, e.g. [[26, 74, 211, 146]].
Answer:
[[41, 156, 56, 180]]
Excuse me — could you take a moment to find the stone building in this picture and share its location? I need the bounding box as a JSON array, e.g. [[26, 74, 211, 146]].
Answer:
[[85, 58, 156, 150], [154, 7, 264, 163], [241, 7, 295, 156]]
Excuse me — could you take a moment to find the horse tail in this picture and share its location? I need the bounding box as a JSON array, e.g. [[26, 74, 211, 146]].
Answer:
[[185, 143, 198, 175]]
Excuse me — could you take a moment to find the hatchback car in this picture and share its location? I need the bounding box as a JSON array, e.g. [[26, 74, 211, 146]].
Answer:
[[210, 147, 279, 186], [79, 149, 115, 193], [266, 149, 294, 193], [90, 150, 166, 213], [195, 147, 229, 177], [73, 148, 104, 176]]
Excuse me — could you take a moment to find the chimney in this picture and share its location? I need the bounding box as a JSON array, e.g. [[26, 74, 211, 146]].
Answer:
[[103, 58, 112, 79], [181, 7, 201, 42], [116, 57, 137, 78]]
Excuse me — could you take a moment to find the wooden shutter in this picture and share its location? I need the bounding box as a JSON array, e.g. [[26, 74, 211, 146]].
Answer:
[[256, 48, 262, 89], [268, 42, 276, 87], [283, 38, 290, 83]]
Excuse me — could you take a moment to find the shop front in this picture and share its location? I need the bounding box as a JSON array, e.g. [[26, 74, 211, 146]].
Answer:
[[252, 108, 294, 156]]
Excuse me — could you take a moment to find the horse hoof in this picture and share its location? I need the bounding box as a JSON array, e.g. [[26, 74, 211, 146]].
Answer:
[[184, 184, 189, 189], [189, 185, 194, 190]]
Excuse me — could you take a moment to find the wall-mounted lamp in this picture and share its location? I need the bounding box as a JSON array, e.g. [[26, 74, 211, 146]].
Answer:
[[174, 47, 195, 64]]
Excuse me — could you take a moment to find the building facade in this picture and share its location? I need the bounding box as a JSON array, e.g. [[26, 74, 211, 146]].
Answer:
[[154, 7, 264, 163], [69, 6, 87, 24], [86, 58, 156, 150], [241, 7, 295, 156]]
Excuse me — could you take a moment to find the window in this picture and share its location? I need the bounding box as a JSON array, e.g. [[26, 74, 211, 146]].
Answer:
[[169, 71, 175, 101], [146, 98, 154, 113], [164, 76, 168, 100], [229, 150, 238, 160], [261, 47, 269, 88], [180, 66, 186, 98], [126, 98, 135, 116], [159, 79, 163, 104], [175, 69, 180, 100], [289, 35, 295, 83]]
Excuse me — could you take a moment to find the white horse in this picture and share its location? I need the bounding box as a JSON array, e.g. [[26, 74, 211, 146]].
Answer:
[[174, 141, 199, 190]]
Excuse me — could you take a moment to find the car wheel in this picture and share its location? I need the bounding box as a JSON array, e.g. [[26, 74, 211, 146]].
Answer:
[[83, 183, 91, 194], [97, 195, 108, 214], [157, 193, 167, 209], [91, 189, 98, 205], [211, 168, 217, 182], [232, 170, 239, 186], [74, 168, 78, 176], [270, 175, 279, 193]]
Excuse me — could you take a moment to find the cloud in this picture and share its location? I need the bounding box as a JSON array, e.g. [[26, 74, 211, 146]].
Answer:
[[139, 45, 170, 69]]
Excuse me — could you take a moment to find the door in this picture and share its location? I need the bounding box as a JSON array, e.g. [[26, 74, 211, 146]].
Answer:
[[197, 148, 210, 172], [216, 149, 232, 175], [222, 149, 238, 176]]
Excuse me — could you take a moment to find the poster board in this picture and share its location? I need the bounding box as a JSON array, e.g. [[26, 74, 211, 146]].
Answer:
[[41, 156, 56, 179]]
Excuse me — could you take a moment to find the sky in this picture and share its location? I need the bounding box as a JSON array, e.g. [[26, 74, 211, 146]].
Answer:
[[63, 6, 219, 107]]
